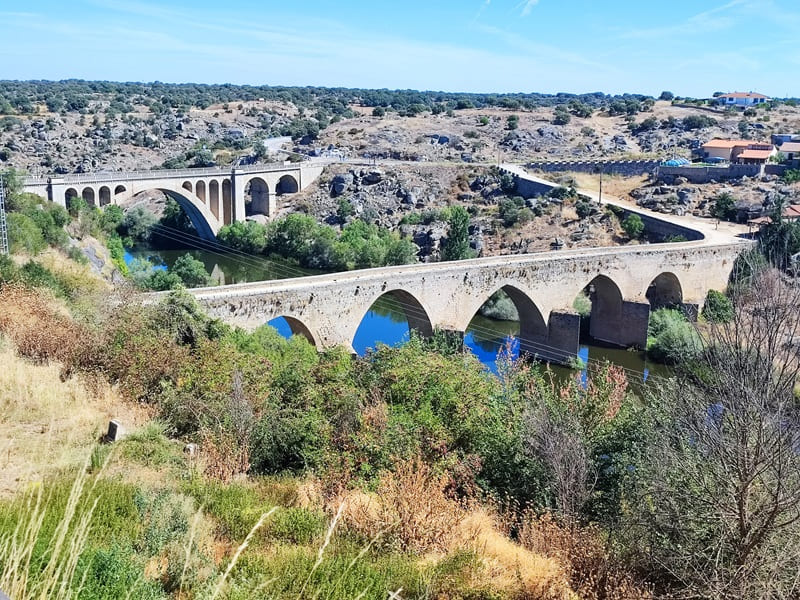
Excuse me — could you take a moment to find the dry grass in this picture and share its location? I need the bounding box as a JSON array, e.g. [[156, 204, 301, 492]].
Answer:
[[0, 285, 88, 365], [520, 512, 652, 600], [567, 171, 649, 204], [0, 339, 143, 498], [335, 459, 575, 599]]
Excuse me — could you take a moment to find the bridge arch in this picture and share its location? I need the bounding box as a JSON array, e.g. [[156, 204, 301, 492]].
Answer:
[[65, 188, 78, 205], [268, 316, 319, 347], [209, 180, 220, 219], [182, 181, 193, 193], [276, 174, 299, 195], [114, 186, 220, 240], [245, 177, 271, 216], [114, 185, 126, 195], [466, 285, 551, 360], [99, 186, 111, 206], [195, 181, 206, 203], [646, 272, 683, 310], [353, 289, 434, 353], [81, 187, 96, 206], [222, 180, 232, 225], [576, 274, 625, 346]]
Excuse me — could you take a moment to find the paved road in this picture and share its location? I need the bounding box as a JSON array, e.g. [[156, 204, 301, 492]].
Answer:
[[499, 163, 751, 246]]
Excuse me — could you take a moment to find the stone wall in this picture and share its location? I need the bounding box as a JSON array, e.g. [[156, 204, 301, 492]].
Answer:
[[657, 164, 762, 184], [526, 160, 660, 177]]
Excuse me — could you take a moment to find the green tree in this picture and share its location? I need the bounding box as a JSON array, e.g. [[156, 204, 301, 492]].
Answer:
[[121, 206, 158, 243], [506, 114, 519, 130], [711, 192, 737, 221], [441, 206, 473, 261], [171, 254, 212, 288], [622, 213, 644, 239]]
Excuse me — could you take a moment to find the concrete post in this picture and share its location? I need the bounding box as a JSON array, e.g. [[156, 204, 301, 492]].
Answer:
[[231, 169, 246, 223], [49, 178, 67, 208]]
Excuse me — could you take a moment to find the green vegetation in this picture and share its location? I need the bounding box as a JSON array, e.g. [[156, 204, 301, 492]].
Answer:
[[440, 206, 473, 261], [621, 213, 644, 239], [711, 191, 737, 221], [646, 307, 701, 363], [702, 289, 734, 323], [218, 215, 417, 271]]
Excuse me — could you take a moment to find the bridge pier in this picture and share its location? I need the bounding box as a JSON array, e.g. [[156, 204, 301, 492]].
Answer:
[[49, 178, 67, 208], [590, 300, 650, 349], [519, 310, 580, 365], [232, 169, 246, 223]]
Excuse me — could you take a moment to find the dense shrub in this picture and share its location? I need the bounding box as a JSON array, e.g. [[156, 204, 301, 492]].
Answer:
[[622, 213, 644, 239], [647, 308, 701, 364], [702, 289, 733, 323]]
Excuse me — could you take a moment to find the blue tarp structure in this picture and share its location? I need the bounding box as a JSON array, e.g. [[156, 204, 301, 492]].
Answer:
[[662, 158, 690, 166]]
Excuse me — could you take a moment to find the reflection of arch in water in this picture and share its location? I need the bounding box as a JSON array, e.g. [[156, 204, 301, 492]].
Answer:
[[468, 285, 549, 359], [646, 272, 683, 310], [267, 316, 318, 346]]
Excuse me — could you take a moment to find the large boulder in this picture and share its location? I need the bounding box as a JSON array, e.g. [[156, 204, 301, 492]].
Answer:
[[331, 172, 355, 196]]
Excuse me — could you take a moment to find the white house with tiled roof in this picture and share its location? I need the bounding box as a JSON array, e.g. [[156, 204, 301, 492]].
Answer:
[[715, 92, 770, 107], [700, 139, 776, 163]]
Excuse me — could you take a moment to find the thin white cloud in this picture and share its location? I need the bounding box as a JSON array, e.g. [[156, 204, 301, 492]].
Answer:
[[518, 0, 540, 16]]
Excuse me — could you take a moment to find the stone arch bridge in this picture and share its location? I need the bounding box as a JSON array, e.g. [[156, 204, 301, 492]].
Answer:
[[22, 162, 325, 239], [183, 241, 748, 364]]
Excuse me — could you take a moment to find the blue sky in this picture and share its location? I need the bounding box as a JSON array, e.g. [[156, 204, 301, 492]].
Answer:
[[2, 0, 799, 96]]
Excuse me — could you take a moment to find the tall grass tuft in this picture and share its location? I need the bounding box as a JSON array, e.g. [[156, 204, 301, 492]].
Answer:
[[0, 454, 102, 599]]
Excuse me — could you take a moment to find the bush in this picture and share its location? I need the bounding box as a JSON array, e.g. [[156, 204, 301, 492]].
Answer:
[[647, 308, 701, 364], [702, 289, 733, 323], [621, 213, 644, 239], [711, 192, 737, 221], [7, 212, 46, 254]]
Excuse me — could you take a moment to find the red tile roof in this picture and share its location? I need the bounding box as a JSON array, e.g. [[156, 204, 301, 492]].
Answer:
[[738, 149, 773, 160], [780, 142, 800, 153]]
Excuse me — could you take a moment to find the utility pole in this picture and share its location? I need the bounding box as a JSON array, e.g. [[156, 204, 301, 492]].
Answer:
[[0, 175, 8, 256]]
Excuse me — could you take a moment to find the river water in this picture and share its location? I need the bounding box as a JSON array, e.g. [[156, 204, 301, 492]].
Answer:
[[126, 244, 671, 386]]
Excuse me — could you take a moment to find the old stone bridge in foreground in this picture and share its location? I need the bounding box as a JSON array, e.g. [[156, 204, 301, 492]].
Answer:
[[23, 162, 325, 239], [184, 241, 747, 363]]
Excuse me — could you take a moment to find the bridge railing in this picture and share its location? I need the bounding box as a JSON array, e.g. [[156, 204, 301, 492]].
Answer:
[[22, 161, 307, 187]]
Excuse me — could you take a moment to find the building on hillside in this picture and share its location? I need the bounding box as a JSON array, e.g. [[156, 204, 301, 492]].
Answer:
[[772, 133, 800, 146], [700, 139, 776, 164], [778, 142, 800, 167], [715, 92, 770, 107]]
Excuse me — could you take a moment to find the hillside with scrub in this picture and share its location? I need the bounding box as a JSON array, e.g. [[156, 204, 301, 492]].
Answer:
[[2, 168, 800, 598]]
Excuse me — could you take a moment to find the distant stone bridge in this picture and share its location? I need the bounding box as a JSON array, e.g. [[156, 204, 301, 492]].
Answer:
[[184, 241, 748, 364], [22, 162, 325, 239]]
